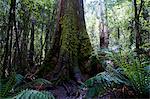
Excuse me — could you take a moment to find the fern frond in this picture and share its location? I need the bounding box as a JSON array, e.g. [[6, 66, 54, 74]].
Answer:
[[15, 78, 52, 91], [10, 89, 55, 99], [105, 50, 150, 96], [0, 74, 16, 98], [83, 66, 130, 98]]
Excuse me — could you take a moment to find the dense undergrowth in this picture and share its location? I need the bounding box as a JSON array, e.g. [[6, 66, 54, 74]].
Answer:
[[0, 74, 55, 99], [0, 49, 149, 99], [82, 49, 150, 98]]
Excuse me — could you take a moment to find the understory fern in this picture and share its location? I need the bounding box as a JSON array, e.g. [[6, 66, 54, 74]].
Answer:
[[0, 74, 16, 97], [107, 50, 150, 97], [15, 78, 52, 91], [0, 74, 54, 98], [10, 89, 55, 99], [82, 66, 130, 98]]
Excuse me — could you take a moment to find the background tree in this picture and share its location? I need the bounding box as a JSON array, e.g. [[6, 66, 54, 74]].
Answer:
[[2, 0, 17, 78], [99, 0, 109, 48], [133, 0, 143, 51]]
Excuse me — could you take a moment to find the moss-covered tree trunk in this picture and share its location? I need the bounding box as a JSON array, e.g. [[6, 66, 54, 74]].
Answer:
[[44, 0, 92, 83]]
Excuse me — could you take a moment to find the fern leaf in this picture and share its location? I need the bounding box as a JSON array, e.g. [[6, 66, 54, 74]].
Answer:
[[0, 75, 16, 98], [83, 66, 130, 98], [15, 78, 52, 91], [10, 89, 55, 99]]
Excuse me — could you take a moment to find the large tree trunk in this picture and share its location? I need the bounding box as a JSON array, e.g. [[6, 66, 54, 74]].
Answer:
[[44, 0, 92, 83]]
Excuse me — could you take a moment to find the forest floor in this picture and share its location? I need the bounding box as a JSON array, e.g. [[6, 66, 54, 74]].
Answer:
[[46, 80, 136, 99], [48, 80, 85, 99]]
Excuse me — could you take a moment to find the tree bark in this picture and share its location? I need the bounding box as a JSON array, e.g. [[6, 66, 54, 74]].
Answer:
[[99, 0, 109, 48], [44, 0, 92, 83], [2, 0, 16, 78], [20, 3, 30, 74], [133, 0, 143, 50], [28, 20, 35, 68]]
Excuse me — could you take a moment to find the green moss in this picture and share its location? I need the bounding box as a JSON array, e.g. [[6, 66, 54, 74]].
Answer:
[[60, 2, 92, 58]]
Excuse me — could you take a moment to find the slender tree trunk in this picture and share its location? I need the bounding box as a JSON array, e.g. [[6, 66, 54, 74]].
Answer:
[[20, 5, 30, 74], [45, 24, 49, 55], [40, 22, 44, 66], [117, 28, 120, 40], [29, 20, 35, 68], [12, 3, 20, 71], [133, 0, 143, 50], [99, 0, 109, 48], [2, 0, 16, 78], [45, 8, 55, 57]]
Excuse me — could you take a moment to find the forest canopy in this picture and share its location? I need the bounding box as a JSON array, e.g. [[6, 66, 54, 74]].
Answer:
[[0, 0, 149, 98]]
